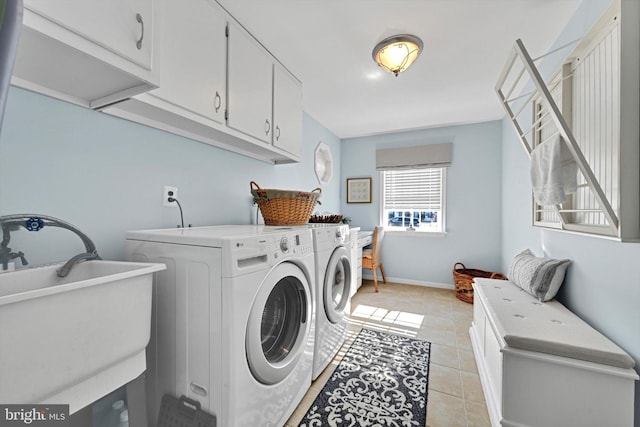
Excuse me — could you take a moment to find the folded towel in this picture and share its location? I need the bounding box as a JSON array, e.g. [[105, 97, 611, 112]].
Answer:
[[530, 136, 578, 205]]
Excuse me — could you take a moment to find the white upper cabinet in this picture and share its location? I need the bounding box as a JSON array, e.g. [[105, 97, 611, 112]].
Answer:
[[146, 0, 226, 124], [24, 0, 152, 69], [227, 22, 274, 144], [13, 0, 158, 108], [227, 22, 303, 158], [273, 63, 303, 155], [103, 1, 302, 164]]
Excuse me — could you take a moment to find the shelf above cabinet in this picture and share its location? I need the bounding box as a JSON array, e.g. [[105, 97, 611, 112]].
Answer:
[[105, 96, 300, 164]]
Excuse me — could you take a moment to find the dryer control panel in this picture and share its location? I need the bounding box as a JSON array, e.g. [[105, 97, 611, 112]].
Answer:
[[311, 224, 350, 252]]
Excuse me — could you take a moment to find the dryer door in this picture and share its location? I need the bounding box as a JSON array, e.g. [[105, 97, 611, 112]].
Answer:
[[246, 261, 312, 385], [323, 246, 352, 324]]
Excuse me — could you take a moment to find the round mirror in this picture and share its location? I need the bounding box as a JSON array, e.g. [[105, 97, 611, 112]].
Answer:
[[314, 142, 333, 186]]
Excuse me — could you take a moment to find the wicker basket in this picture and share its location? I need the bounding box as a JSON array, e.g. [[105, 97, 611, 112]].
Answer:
[[250, 181, 321, 225], [452, 262, 507, 304]]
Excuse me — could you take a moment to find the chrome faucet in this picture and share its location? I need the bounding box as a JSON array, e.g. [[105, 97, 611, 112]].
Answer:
[[0, 214, 101, 277]]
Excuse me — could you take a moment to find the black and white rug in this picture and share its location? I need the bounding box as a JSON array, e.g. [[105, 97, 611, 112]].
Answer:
[[298, 328, 431, 427]]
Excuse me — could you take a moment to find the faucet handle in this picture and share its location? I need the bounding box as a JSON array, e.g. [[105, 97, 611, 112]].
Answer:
[[25, 217, 45, 232]]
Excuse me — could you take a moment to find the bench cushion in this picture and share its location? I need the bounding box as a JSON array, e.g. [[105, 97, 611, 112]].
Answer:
[[473, 278, 635, 369]]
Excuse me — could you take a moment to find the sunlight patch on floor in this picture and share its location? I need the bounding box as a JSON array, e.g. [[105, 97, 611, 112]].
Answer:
[[351, 304, 424, 328], [346, 304, 423, 339]]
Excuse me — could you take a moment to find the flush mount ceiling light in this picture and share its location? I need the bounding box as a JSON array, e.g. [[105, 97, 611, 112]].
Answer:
[[372, 34, 423, 77]]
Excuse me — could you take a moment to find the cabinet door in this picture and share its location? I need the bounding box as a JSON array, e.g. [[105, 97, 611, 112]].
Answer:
[[24, 0, 152, 69], [150, 0, 226, 124], [485, 326, 503, 411], [273, 64, 303, 156], [473, 296, 486, 355], [227, 22, 273, 144]]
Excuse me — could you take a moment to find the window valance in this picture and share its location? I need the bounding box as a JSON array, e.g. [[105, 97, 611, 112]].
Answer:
[[376, 142, 452, 170]]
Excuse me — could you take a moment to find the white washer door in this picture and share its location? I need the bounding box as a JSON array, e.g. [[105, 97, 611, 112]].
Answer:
[[323, 246, 352, 324], [246, 261, 312, 385]]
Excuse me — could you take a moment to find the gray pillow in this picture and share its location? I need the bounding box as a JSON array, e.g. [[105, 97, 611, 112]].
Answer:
[[508, 249, 570, 301]]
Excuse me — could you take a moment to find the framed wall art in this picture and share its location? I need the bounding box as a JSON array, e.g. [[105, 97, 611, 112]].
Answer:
[[346, 177, 372, 203]]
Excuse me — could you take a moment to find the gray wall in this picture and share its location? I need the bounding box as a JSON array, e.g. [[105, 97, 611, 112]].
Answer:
[[0, 87, 341, 266], [341, 120, 503, 286], [501, 0, 640, 423]]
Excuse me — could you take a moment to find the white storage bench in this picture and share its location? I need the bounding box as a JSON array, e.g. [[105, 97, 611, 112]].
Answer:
[[469, 278, 638, 427]]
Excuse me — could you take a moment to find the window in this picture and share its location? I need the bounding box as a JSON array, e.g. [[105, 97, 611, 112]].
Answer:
[[381, 168, 445, 233], [376, 142, 451, 234]]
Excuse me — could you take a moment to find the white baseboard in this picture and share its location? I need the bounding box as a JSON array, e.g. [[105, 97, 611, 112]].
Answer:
[[361, 273, 454, 290]]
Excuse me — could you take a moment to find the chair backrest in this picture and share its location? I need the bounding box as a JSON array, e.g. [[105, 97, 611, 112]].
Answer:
[[371, 226, 385, 263]]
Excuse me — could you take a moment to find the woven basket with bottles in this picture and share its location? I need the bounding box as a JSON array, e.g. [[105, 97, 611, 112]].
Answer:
[[250, 181, 321, 226]]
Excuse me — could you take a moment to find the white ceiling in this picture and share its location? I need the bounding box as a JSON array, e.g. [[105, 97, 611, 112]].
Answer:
[[216, 0, 582, 139]]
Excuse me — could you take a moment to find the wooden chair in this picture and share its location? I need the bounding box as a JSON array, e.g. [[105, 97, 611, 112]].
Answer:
[[362, 226, 386, 292]]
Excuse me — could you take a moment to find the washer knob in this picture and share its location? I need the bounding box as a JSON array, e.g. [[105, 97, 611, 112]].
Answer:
[[280, 237, 290, 252], [335, 228, 343, 239]]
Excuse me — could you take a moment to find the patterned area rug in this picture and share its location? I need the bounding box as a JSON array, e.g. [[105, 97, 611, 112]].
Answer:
[[298, 328, 431, 427]]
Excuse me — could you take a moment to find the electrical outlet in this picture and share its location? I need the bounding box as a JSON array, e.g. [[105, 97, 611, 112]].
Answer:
[[163, 186, 178, 207]]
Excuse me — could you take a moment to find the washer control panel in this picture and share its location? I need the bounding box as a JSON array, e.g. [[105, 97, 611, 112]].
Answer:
[[280, 236, 290, 253], [224, 229, 313, 276], [274, 231, 313, 257]]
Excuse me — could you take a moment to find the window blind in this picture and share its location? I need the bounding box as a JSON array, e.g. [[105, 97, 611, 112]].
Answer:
[[376, 142, 452, 170], [383, 168, 442, 210]]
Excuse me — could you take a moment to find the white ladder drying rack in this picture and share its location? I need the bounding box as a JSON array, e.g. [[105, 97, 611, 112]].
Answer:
[[496, 38, 620, 238]]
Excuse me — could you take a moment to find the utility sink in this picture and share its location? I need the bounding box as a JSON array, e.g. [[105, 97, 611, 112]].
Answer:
[[0, 260, 165, 413]]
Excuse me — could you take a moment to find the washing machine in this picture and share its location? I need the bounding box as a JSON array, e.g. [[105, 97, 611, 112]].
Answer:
[[308, 224, 353, 380], [125, 225, 315, 427]]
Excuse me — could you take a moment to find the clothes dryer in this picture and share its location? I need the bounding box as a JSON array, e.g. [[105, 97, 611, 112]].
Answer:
[[125, 225, 315, 427], [308, 224, 352, 380]]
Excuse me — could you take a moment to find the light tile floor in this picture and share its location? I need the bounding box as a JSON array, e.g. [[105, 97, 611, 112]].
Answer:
[[286, 280, 491, 427]]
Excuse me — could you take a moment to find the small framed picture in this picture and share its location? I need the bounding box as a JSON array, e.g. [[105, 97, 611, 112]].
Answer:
[[346, 177, 372, 204]]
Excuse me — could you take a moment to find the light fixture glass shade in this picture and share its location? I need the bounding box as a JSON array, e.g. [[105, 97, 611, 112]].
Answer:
[[372, 34, 423, 76]]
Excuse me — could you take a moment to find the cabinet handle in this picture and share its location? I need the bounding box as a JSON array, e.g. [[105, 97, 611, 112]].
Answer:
[[264, 119, 271, 136], [214, 91, 221, 112], [275, 125, 281, 141], [189, 382, 208, 397], [136, 13, 144, 50]]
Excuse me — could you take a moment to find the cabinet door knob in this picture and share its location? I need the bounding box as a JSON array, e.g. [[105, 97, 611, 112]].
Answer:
[[136, 13, 144, 50], [264, 119, 271, 136], [275, 125, 281, 141], [214, 91, 221, 113]]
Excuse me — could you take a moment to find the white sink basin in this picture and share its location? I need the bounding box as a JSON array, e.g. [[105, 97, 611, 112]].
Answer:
[[0, 260, 166, 413]]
